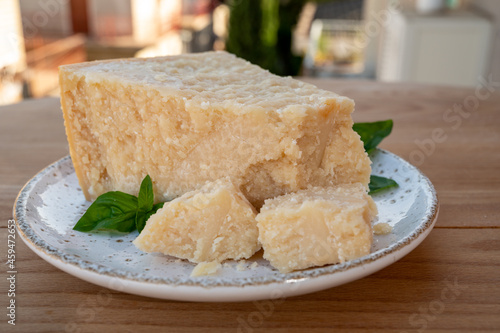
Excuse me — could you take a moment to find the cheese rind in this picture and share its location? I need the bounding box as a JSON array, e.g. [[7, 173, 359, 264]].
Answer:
[[133, 177, 260, 263], [256, 184, 377, 273], [59, 51, 370, 208]]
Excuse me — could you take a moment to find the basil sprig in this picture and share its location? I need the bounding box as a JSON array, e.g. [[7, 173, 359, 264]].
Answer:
[[73, 175, 164, 233], [353, 119, 399, 195], [353, 119, 393, 154], [369, 175, 398, 195]]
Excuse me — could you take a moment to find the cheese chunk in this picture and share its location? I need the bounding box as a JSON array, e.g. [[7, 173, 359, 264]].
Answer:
[[59, 51, 370, 208], [256, 184, 377, 273], [133, 178, 260, 263]]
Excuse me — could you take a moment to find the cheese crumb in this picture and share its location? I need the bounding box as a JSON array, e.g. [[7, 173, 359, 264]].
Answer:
[[190, 261, 221, 277], [236, 260, 247, 271], [373, 222, 392, 235]]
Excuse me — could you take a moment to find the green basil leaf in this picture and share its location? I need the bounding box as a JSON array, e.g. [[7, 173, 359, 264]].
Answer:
[[73, 191, 138, 232], [138, 175, 154, 212], [135, 211, 148, 234], [151, 202, 165, 213], [353, 119, 393, 154], [136, 202, 165, 233], [91, 211, 137, 233], [369, 175, 398, 195]]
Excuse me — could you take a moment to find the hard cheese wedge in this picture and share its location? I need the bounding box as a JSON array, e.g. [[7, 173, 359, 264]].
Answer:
[[133, 178, 260, 263], [256, 184, 377, 273], [59, 51, 370, 208]]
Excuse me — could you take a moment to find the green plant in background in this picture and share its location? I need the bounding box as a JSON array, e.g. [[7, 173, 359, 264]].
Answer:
[[225, 0, 272, 71], [226, 0, 343, 76], [226, 0, 306, 76], [272, 0, 306, 76]]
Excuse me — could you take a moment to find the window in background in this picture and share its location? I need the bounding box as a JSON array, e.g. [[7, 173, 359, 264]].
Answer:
[[303, 0, 366, 78], [0, 0, 26, 105]]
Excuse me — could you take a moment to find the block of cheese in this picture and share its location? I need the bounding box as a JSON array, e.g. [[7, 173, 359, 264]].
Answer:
[[256, 184, 377, 273], [133, 177, 260, 263], [59, 51, 370, 207]]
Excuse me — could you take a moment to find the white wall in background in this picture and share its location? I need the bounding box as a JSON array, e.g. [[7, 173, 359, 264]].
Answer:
[[361, 0, 391, 78], [396, 0, 499, 83], [377, 10, 493, 87], [466, 0, 500, 83]]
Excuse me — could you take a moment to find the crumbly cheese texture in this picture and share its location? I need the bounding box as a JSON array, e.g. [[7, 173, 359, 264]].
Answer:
[[133, 178, 260, 263], [59, 51, 370, 208], [256, 184, 377, 273]]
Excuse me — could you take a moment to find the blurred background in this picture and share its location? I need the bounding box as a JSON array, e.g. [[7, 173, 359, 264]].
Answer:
[[1, 0, 498, 105]]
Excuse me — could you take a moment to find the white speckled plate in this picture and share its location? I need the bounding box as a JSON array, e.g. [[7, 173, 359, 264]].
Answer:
[[14, 149, 438, 302]]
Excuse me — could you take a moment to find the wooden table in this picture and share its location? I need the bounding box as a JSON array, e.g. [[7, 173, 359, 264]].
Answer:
[[1, 79, 499, 332]]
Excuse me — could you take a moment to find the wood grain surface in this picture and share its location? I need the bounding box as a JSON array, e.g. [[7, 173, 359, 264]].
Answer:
[[1, 79, 499, 332]]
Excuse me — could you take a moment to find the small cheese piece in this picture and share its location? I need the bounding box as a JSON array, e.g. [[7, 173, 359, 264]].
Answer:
[[373, 222, 392, 235], [191, 261, 221, 277], [59, 51, 370, 208], [236, 260, 247, 271], [133, 178, 260, 263], [256, 184, 377, 273]]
